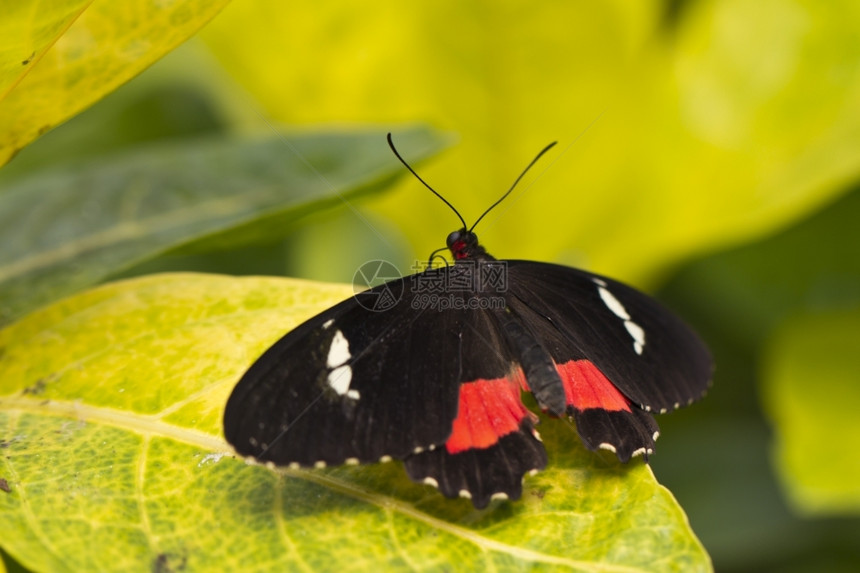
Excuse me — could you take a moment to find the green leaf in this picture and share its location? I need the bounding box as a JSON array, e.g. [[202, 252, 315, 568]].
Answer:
[[0, 0, 233, 167], [0, 274, 710, 572], [762, 308, 860, 516], [201, 0, 860, 285], [0, 126, 446, 326]]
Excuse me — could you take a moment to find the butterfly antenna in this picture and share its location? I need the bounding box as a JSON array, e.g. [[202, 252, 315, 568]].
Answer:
[[387, 133, 467, 229], [469, 141, 557, 232]]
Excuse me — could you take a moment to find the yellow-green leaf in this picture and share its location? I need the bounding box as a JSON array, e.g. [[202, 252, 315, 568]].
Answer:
[[0, 0, 232, 167], [0, 273, 710, 572], [762, 308, 860, 515], [0, 1, 86, 99]]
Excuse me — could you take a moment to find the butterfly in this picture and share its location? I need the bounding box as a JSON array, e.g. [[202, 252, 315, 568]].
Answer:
[[223, 134, 712, 509]]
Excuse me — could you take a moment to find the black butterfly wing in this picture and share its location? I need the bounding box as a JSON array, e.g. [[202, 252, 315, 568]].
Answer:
[[504, 261, 712, 460], [224, 268, 547, 508], [224, 276, 465, 466], [404, 428, 546, 508], [401, 297, 547, 508], [506, 260, 712, 411]]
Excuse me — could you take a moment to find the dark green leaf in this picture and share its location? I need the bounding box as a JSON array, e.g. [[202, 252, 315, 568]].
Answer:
[[0, 127, 446, 325]]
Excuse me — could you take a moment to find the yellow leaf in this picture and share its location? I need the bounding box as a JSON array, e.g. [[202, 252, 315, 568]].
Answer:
[[201, 0, 860, 285], [0, 0, 232, 166], [763, 309, 860, 515]]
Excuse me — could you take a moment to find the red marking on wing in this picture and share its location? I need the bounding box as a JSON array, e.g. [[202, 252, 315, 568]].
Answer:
[[556, 359, 631, 412], [445, 370, 534, 454]]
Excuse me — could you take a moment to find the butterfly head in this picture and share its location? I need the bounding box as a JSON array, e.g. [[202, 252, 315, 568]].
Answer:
[[447, 229, 486, 260]]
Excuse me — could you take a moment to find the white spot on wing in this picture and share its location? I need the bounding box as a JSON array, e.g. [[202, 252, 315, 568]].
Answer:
[[423, 477, 439, 488], [379, 455, 392, 463], [314, 460, 327, 469], [625, 321, 646, 355], [597, 284, 647, 355], [326, 329, 358, 398], [327, 366, 353, 396], [491, 492, 509, 501], [326, 330, 351, 368], [322, 319, 334, 329], [598, 286, 630, 320], [598, 442, 617, 453], [345, 457, 359, 465], [458, 489, 472, 499]]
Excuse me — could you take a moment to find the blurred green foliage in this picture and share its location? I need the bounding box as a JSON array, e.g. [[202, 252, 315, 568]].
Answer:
[[0, 125, 445, 325], [1, 0, 859, 571], [654, 182, 860, 571]]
